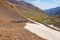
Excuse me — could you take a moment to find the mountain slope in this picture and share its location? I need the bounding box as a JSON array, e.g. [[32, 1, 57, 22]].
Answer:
[[0, 1, 46, 40], [0, 0, 60, 40], [7, 0, 48, 23], [0, 1, 29, 23], [6, 0, 60, 29]]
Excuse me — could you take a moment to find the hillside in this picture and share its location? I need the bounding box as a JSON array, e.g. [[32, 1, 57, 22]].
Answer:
[[0, 0, 46, 40], [7, 0, 48, 23], [0, 0, 60, 40], [6, 0, 60, 30]]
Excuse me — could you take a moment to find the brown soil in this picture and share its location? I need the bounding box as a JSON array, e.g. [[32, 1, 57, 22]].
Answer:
[[0, 2, 46, 40], [0, 22, 46, 40]]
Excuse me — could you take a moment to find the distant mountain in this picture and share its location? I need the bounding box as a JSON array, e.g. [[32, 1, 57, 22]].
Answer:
[[53, 10, 60, 18], [44, 7, 60, 16]]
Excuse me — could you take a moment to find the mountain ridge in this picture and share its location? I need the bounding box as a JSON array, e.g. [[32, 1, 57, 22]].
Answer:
[[45, 7, 60, 16]]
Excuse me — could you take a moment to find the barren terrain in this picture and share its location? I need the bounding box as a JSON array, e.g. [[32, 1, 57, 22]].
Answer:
[[0, 1, 45, 40]]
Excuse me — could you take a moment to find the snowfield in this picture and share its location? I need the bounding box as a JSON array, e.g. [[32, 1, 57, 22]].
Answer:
[[24, 22, 60, 40]]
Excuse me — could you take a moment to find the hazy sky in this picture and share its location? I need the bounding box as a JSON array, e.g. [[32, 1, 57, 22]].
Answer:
[[23, 0, 60, 10]]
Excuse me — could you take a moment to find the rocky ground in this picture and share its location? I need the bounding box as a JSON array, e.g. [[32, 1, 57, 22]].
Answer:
[[0, 22, 46, 40]]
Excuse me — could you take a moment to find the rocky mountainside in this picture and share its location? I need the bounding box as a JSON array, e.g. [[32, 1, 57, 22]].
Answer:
[[0, 0, 46, 40]]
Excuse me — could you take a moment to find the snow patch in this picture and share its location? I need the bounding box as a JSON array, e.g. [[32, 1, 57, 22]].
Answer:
[[24, 23, 60, 40]]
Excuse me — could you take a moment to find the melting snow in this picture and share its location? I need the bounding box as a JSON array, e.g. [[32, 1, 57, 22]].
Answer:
[[24, 22, 60, 40]]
